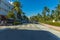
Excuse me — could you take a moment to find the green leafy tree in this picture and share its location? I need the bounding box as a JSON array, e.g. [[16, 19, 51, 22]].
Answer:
[[7, 11, 15, 19]]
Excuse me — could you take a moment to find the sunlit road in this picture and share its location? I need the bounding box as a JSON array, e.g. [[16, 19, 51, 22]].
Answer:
[[0, 24, 60, 40], [17, 24, 60, 39]]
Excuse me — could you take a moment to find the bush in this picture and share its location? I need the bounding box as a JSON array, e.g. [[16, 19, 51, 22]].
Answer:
[[40, 20, 60, 27], [45, 21, 60, 27], [14, 22, 21, 25]]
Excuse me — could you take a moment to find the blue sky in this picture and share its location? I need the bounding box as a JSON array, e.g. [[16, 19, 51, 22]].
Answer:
[[8, 0, 58, 17]]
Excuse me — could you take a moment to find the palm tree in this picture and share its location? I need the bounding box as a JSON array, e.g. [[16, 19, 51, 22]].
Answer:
[[58, 0, 60, 4], [55, 4, 60, 21], [23, 12, 29, 21], [51, 10, 55, 19], [42, 6, 50, 20], [13, 0, 22, 19], [7, 11, 15, 19]]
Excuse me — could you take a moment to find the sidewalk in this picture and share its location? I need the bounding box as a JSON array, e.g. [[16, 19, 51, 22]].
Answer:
[[41, 23, 60, 31]]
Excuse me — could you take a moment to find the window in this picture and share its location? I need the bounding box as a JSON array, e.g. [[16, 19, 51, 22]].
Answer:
[[0, 0, 1, 4]]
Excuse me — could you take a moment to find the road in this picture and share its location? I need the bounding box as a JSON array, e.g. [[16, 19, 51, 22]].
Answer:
[[0, 24, 60, 40]]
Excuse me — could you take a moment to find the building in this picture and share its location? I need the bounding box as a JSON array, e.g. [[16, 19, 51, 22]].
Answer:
[[0, 0, 13, 25], [0, 0, 13, 15], [0, 0, 29, 25]]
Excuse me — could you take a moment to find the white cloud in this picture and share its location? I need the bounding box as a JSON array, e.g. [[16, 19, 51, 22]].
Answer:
[[8, 1, 13, 5]]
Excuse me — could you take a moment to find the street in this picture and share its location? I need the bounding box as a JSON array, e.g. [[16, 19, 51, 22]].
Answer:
[[0, 24, 60, 40]]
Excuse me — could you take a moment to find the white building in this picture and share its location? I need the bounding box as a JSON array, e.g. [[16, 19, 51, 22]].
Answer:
[[0, 0, 13, 15]]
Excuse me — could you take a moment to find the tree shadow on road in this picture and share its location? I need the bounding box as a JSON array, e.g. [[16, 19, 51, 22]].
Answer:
[[0, 29, 60, 40]]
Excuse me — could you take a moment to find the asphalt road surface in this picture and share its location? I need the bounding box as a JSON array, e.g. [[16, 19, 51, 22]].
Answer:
[[0, 24, 60, 40]]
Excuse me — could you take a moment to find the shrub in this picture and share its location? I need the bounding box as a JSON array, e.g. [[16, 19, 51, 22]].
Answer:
[[14, 22, 21, 25]]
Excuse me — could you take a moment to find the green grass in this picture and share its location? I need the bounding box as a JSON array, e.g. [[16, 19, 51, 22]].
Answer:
[[40, 20, 60, 27], [46, 21, 60, 27]]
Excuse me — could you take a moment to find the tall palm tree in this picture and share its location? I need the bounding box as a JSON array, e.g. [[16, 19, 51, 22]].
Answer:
[[22, 12, 29, 21], [13, 0, 22, 19], [51, 10, 55, 18], [7, 11, 15, 19], [47, 8, 50, 18], [42, 6, 50, 20], [55, 4, 60, 20], [58, 0, 60, 4]]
